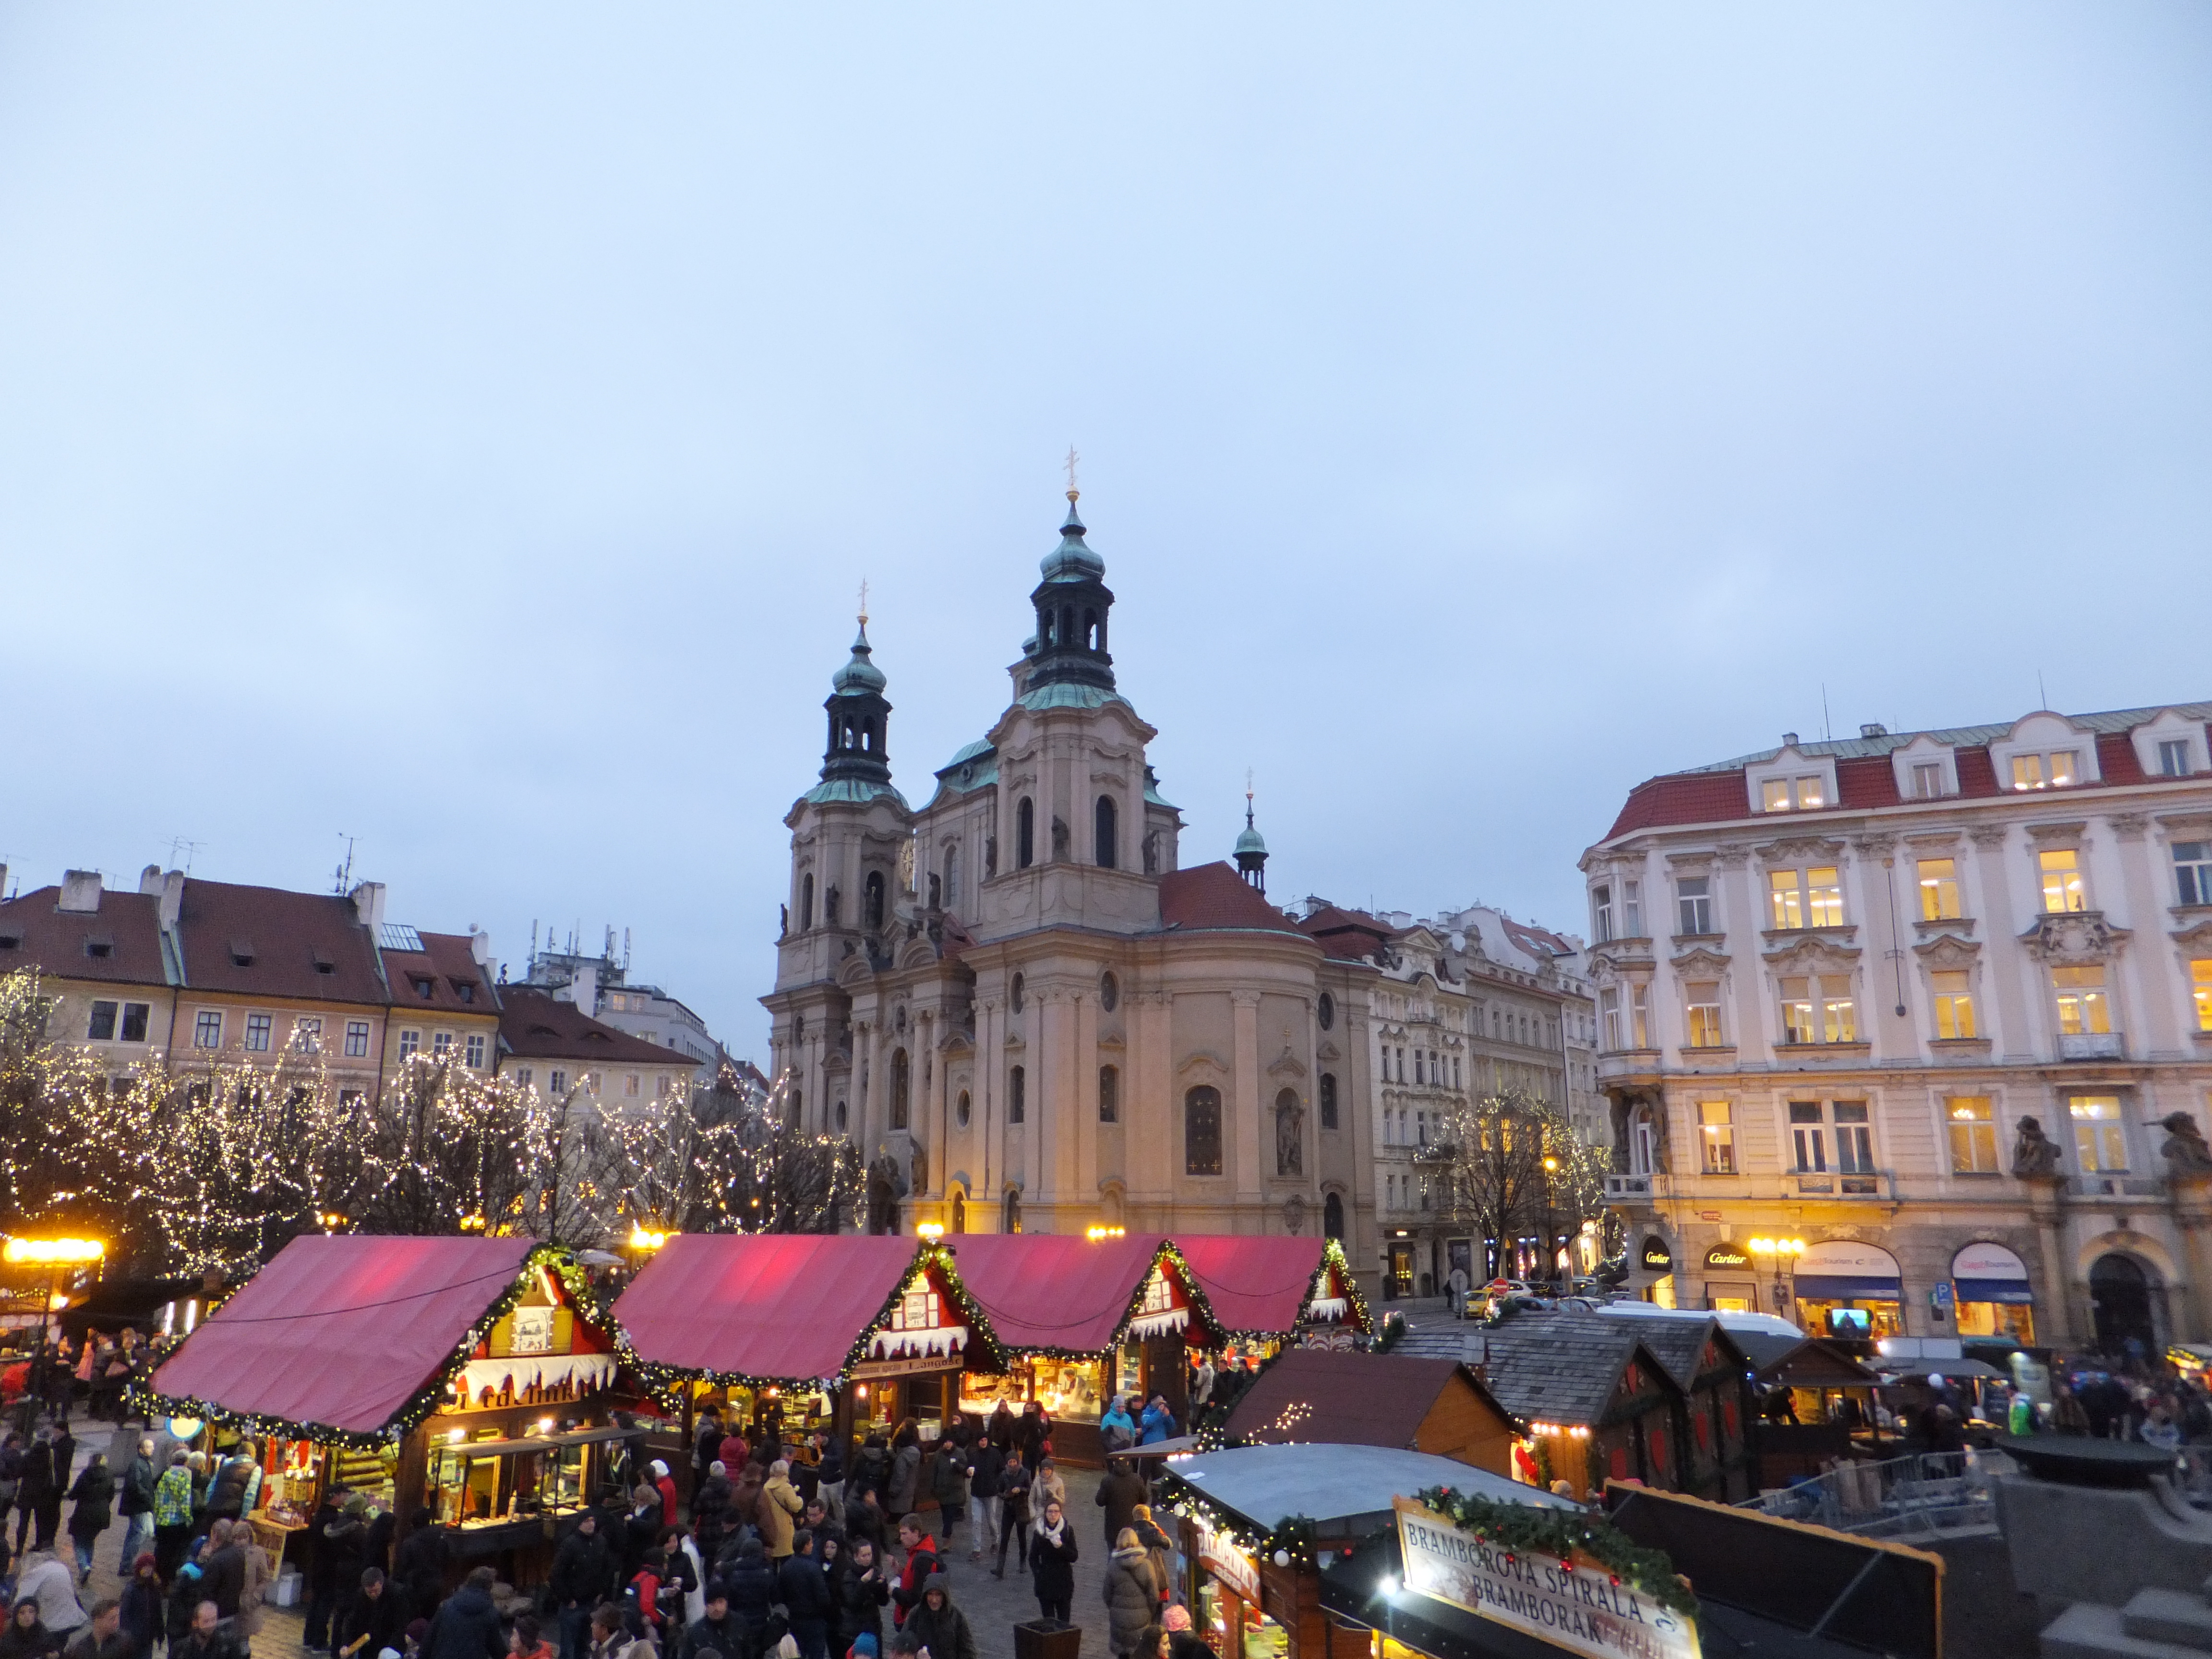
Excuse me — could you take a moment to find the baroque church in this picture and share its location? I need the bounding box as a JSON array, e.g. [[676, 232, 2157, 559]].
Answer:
[[763, 491, 1378, 1276]]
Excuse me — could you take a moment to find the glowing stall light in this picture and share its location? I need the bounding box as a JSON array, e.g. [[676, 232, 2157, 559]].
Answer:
[[3, 1238, 105, 1265]]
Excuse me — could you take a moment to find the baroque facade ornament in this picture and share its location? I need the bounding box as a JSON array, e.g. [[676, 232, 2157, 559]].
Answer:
[[2018, 911, 2130, 964]]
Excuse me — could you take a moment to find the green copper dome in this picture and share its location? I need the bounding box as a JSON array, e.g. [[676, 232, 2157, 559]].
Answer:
[[832, 622, 887, 694], [1038, 496, 1105, 584], [1235, 822, 1268, 856]]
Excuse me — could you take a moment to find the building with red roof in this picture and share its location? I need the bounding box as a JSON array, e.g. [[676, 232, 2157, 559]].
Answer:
[[1578, 700, 2212, 1354], [759, 493, 1382, 1315]]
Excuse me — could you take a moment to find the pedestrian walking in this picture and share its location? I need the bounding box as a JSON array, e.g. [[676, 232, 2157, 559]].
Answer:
[[924, 1444, 965, 1552], [1094, 1459, 1145, 1549], [833, 1539, 889, 1658], [1026, 1499, 1077, 1626], [1104, 1529, 1160, 1659], [66, 1455, 115, 1580], [990, 1450, 1030, 1579], [115, 1441, 157, 1577], [118, 1558, 163, 1659], [961, 1439, 1000, 1567], [901, 1578, 973, 1659]]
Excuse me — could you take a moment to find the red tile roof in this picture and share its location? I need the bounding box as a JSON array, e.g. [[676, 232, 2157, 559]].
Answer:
[[1298, 903, 1396, 961], [1833, 755, 1900, 811], [1602, 771, 1755, 840], [173, 879, 387, 1007], [1156, 863, 1308, 937], [497, 987, 696, 1067], [0, 886, 170, 988], [382, 930, 496, 1017], [1499, 918, 1575, 960], [150, 1235, 538, 1436]]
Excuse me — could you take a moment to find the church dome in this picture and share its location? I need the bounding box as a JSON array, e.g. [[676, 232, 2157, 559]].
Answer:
[[1038, 495, 1105, 584], [1235, 822, 1268, 857], [832, 623, 887, 694]]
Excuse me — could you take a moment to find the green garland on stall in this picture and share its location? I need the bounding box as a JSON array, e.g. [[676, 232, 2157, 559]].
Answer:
[[132, 1244, 611, 1452], [939, 1235, 1230, 1365], [1162, 1467, 1324, 1572], [1371, 1310, 1407, 1353], [1411, 1486, 1699, 1623], [612, 1238, 1008, 1399]]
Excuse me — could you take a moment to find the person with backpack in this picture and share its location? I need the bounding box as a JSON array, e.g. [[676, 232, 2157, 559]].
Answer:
[[624, 1547, 672, 1643]]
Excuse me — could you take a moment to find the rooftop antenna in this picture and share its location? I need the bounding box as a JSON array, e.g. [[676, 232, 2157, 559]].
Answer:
[[2038, 668, 2049, 710], [623, 926, 632, 972], [332, 834, 356, 895], [1821, 684, 1831, 742], [167, 836, 202, 876]]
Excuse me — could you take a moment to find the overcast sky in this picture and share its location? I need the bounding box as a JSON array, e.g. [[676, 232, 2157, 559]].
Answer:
[[3, 5, 2207, 1058]]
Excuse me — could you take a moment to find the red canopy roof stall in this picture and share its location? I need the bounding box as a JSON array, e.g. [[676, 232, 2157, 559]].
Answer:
[[1176, 1235, 1371, 1344], [613, 1234, 1003, 1461], [147, 1235, 636, 1582]]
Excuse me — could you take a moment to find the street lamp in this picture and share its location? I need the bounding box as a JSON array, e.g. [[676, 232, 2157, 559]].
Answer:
[[3, 1238, 105, 1431], [1541, 1156, 1562, 1296], [1748, 1237, 1806, 1323]]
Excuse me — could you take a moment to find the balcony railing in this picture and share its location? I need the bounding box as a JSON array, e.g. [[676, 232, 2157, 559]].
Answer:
[[1789, 1169, 1891, 1200], [2072, 1174, 2162, 1198], [1604, 1173, 1653, 1199], [2058, 1032, 2127, 1060]]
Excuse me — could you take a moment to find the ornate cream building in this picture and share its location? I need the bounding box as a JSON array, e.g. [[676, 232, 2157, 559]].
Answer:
[[1582, 702, 2212, 1355], [762, 494, 1378, 1275]]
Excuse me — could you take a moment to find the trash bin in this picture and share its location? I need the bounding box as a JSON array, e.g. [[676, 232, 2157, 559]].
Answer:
[[1015, 1618, 1082, 1659]]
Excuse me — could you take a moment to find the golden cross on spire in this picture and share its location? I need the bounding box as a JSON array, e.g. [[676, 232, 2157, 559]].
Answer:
[[1064, 445, 1081, 502], [857, 578, 869, 628]]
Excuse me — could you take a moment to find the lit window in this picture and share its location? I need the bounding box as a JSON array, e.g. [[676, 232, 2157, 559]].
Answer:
[[1677, 877, 1711, 936], [2195, 961, 2212, 1034], [466, 1033, 487, 1068], [1795, 776, 1825, 809], [1947, 1097, 1998, 1173], [1762, 778, 1791, 812], [1769, 866, 1844, 929], [1698, 1101, 1735, 1174], [87, 1001, 118, 1041], [2159, 739, 2193, 777], [1685, 983, 1723, 1047], [1761, 775, 1826, 812], [1769, 870, 1802, 931], [2039, 849, 2086, 914], [1932, 970, 1976, 1040], [625, 1072, 640, 1097], [1916, 858, 1961, 921], [1806, 868, 1843, 927], [1779, 975, 1855, 1044], [1911, 762, 1944, 799], [344, 1020, 371, 1058], [193, 1010, 223, 1048], [2011, 751, 2079, 791], [2070, 1094, 2126, 1171], [2053, 965, 2110, 1035], [1592, 884, 1614, 942], [244, 1013, 272, 1052], [399, 1029, 420, 1060], [2175, 842, 2212, 907]]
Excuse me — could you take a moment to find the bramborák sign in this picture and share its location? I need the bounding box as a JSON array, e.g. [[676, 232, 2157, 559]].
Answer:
[[1393, 1498, 1700, 1659]]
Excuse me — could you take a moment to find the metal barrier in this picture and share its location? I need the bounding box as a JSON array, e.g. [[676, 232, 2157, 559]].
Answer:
[[1737, 1447, 2019, 1540]]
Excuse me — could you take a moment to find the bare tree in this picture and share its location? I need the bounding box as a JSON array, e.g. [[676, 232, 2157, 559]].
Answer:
[[1431, 1089, 1608, 1285], [356, 1053, 537, 1236]]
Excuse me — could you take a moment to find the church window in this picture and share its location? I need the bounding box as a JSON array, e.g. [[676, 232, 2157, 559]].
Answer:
[[1083, 608, 1100, 649], [800, 874, 814, 931], [1098, 1064, 1118, 1124], [944, 843, 961, 906], [1185, 1086, 1223, 1176], [1323, 1190, 1344, 1239], [835, 1098, 847, 1132], [1003, 1188, 1022, 1234], [1320, 1072, 1338, 1129], [1100, 971, 1118, 1010], [1317, 992, 1334, 1031], [865, 871, 886, 929], [1095, 795, 1118, 869], [1009, 1064, 1026, 1124], [1010, 973, 1026, 1012], [957, 1089, 971, 1128], [891, 1048, 910, 1130], [1018, 798, 1035, 868]]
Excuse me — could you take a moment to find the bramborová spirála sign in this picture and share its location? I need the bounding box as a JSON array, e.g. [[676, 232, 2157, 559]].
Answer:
[[1393, 1498, 1699, 1659]]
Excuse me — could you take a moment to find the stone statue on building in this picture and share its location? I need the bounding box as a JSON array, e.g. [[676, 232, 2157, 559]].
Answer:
[[1051, 816, 1070, 859], [2012, 1116, 2062, 1179], [779, 903, 789, 938], [2156, 1113, 2212, 1177], [910, 1141, 929, 1197], [865, 1151, 908, 1235], [1275, 1093, 1304, 1176], [1142, 831, 1161, 876]]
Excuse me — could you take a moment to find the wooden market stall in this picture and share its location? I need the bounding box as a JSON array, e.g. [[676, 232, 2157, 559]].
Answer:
[[1463, 1317, 1683, 1498], [1160, 1443, 1576, 1659], [148, 1236, 637, 1586], [1591, 1313, 1757, 1502], [1219, 1349, 1519, 1478], [611, 1234, 1004, 1472]]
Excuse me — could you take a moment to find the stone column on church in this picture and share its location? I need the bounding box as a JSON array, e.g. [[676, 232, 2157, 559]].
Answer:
[[1232, 990, 1263, 1216], [1074, 986, 1098, 1215]]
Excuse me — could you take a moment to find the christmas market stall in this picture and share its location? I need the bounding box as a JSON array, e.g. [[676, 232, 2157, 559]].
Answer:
[[146, 1235, 635, 1583], [1219, 1349, 1520, 1478], [1584, 1314, 1756, 1503], [949, 1231, 1223, 1463], [1161, 1443, 1576, 1659], [612, 1233, 1003, 1464], [1463, 1316, 1684, 1497]]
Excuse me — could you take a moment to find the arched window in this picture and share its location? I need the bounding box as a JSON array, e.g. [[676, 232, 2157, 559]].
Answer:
[[1317, 991, 1334, 1031], [1009, 1065, 1026, 1124], [1319, 1072, 1338, 1130], [1082, 608, 1099, 650], [944, 844, 961, 907], [1098, 1065, 1119, 1124], [834, 1098, 848, 1132], [1323, 1191, 1345, 1240], [890, 1048, 910, 1130], [865, 870, 886, 929], [1094, 795, 1118, 869], [1003, 1188, 1022, 1234], [1185, 1086, 1223, 1176], [1010, 973, 1025, 1013], [1017, 798, 1035, 868], [956, 1089, 972, 1128], [1099, 971, 1118, 1011], [950, 1190, 966, 1233], [800, 874, 814, 930]]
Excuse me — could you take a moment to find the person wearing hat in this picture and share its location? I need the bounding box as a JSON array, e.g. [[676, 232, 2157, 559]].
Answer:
[[902, 1576, 973, 1659], [649, 1463, 678, 1529], [1162, 1607, 1207, 1659]]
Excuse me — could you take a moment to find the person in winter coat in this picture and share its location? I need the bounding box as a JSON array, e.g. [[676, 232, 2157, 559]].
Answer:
[[961, 1440, 1002, 1567], [202, 1444, 260, 1525], [728, 1465, 766, 1543], [888, 1519, 937, 1630], [162, 1544, 208, 1651], [693, 1412, 722, 1483], [1098, 1399, 1137, 1455], [1026, 1498, 1078, 1625], [1104, 1530, 1160, 1659], [1015, 1405, 1047, 1472], [779, 1531, 833, 1659], [118, 1556, 164, 1659], [992, 1452, 1031, 1579], [509, 1613, 556, 1659], [691, 1462, 732, 1564], [925, 1446, 966, 1552], [394, 1509, 452, 1629], [833, 1539, 890, 1658], [423, 1566, 506, 1659], [66, 1454, 115, 1579], [1094, 1463, 1146, 1549], [985, 1405, 1014, 1454], [322, 1493, 373, 1620], [153, 1455, 200, 1588], [549, 1513, 613, 1659], [238, 1523, 274, 1639], [16, 1429, 62, 1555], [197, 1519, 245, 1622], [625, 1546, 670, 1641], [721, 1538, 779, 1656], [716, 1431, 750, 1482], [114, 1441, 157, 1577], [619, 1487, 662, 1580], [760, 1463, 803, 1562], [842, 1491, 887, 1563], [883, 1432, 920, 1521], [901, 1577, 974, 1659], [1030, 1459, 1067, 1523], [1130, 1506, 1174, 1609], [16, 1551, 87, 1641], [1136, 1397, 1175, 1448], [677, 1587, 745, 1659], [848, 1438, 889, 1511], [337, 1569, 409, 1659], [0, 1599, 63, 1659], [649, 1463, 679, 1529]]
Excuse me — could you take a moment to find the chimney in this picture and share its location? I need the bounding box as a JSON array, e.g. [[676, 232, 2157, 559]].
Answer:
[[562, 957, 602, 1015], [469, 927, 492, 967], [159, 869, 185, 930], [1860, 722, 1887, 738], [350, 881, 386, 933], [139, 865, 163, 896], [59, 870, 103, 914], [1781, 732, 1799, 748]]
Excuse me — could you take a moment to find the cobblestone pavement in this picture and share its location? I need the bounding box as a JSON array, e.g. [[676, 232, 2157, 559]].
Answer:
[[44, 1421, 1123, 1659]]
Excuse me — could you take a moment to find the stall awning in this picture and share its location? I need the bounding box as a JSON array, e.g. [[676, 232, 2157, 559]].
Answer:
[[613, 1234, 934, 1385], [949, 1232, 1207, 1355], [1795, 1239, 1902, 1301], [1174, 1235, 1365, 1335], [150, 1236, 538, 1438]]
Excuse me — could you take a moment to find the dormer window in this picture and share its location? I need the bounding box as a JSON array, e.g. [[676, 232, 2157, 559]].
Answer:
[[2011, 751, 2079, 791], [312, 951, 336, 975], [84, 938, 114, 960], [452, 979, 476, 1003], [412, 975, 435, 998], [2159, 740, 2194, 778], [1761, 776, 1827, 812], [228, 939, 254, 967]]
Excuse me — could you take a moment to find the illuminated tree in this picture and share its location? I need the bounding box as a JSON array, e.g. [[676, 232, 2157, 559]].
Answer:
[[1430, 1089, 1612, 1283]]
